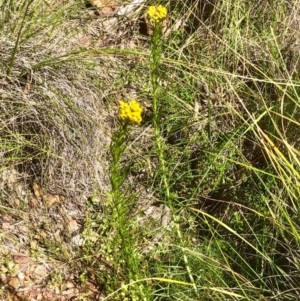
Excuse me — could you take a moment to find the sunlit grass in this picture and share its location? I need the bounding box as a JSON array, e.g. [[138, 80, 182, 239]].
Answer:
[[1, 0, 300, 300]]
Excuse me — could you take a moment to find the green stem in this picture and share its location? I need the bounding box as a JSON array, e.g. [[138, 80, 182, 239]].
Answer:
[[109, 122, 147, 300], [7, 0, 33, 76], [150, 21, 198, 294]]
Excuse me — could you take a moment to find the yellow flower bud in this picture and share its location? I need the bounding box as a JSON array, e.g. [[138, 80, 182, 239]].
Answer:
[[118, 100, 143, 124], [147, 5, 167, 23]]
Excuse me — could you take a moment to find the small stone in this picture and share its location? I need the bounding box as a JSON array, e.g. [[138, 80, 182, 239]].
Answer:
[[37, 292, 43, 300], [101, 6, 114, 14], [66, 281, 75, 288], [0, 273, 7, 282], [45, 194, 60, 207], [13, 255, 30, 264], [2, 222, 10, 230], [17, 272, 25, 280], [8, 277, 20, 289], [68, 219, 79, 233]]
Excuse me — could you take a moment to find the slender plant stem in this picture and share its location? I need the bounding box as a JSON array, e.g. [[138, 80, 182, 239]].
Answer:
[[150, 21, 198, 294], [7, 0, 33, 76], [109, 122, 148, 300]]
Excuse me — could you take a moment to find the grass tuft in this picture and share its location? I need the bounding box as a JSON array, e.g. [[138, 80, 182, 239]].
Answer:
[[1, 0, 300, 300]]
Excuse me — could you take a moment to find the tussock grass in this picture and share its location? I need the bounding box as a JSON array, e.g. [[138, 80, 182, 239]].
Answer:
[[1, 0, 300, 300]]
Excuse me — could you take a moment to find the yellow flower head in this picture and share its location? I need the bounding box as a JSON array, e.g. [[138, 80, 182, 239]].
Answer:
[[147, 5, 167, 23], [119, 100, 143, 124]]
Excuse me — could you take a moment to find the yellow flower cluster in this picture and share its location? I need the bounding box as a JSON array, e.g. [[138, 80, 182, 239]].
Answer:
[[119, 100, 143, 124], [147, 5, 167, 23]]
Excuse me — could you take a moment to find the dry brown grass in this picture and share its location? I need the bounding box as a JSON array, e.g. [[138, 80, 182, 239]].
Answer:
[[0, 1, 148, 300], [2, 0, 300, 300]]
